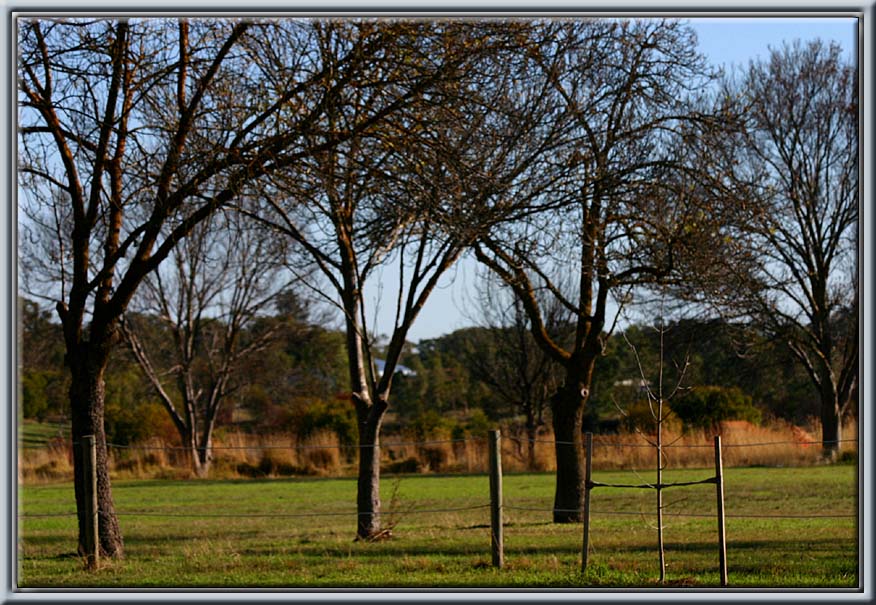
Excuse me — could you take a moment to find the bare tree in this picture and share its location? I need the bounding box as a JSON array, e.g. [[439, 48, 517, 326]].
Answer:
[[246, 20, 565, 540], [471, 274, 566, 470], [120, 209, 288, 477], [692, 40, 858, 460], [17, 17, 455, 557], [616, 306, 690, 585], [473, 19, 719, 522]]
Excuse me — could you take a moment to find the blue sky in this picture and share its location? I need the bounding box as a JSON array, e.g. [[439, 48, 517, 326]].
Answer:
[[689, 17, 857, 69], [370, 16, 859, 343]]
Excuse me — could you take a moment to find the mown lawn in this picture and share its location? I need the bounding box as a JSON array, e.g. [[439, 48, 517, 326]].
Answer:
[[17, 465, 858, 588]]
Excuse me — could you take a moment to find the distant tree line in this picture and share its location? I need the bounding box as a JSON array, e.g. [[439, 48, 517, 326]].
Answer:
[[21, 293, 825, 445]]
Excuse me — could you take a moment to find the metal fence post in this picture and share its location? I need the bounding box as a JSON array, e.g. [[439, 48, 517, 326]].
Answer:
[[488, 429, 504, 568], [81, 434, 99, 570], [714, 435, 728, 586], [581, 432, 593, 573]]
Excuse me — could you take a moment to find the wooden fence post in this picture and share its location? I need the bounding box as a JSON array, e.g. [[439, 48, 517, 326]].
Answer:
[[81, 434, 99, 570], [714, 435, 727, 586], [488, 429, 504, 568], [581, 432, 593, 573]]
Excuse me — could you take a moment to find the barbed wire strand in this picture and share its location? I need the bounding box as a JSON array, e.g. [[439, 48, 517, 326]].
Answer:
[[588, 477, 716, 490], [507, 436, 858, 448], [501, 505, 855, 519], [20, 506, 855, 520], [20, 504, 491, 520], [97, 438, 476, 451]]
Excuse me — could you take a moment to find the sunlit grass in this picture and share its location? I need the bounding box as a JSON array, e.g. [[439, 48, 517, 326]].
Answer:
[[17, 465, 857, 588]]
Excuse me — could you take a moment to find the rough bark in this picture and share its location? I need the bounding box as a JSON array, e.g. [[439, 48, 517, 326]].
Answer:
[[550, 382, 586, 523], [821, 407, 841, 462], [68, 345, 123, 558], [355, 398, 386, 539], [820, 377, 842, 462]]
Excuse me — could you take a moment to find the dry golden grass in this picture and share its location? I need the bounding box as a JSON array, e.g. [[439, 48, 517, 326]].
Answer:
[[109, 437, 172, 479], [217, 430, 344, 478], [17, 417, 857, 484], [18, 443, 73, 483], [524, 417, 858, 471]]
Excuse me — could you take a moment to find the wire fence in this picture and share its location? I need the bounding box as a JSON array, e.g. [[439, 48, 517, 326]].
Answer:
[[18, 434, 858, 523], [18, 507, 856, 520], [19, 436, 859, 451], [20, 504, 494, 519], [502, 506, 856, 519], [18, 507, 858, 524], [20, 438, 477, 451], [506, 437, 858, 449], [17, 431, 858, 585], [18, 437, 857, 519]]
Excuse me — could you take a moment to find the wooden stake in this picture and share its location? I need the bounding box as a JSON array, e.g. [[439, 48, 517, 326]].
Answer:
[[488, 429, 504, 568], [82, 435, 99, 570], [581, 432, 593, 573], [714, 435, 728, 586]]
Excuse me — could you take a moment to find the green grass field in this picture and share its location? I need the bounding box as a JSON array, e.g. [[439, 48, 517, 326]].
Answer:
[[17, 465, 858, 588]]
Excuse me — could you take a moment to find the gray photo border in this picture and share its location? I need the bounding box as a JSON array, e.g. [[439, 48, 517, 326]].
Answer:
[[2, 1, 872, 603]]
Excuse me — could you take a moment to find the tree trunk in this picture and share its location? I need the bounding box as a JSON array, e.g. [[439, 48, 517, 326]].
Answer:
[[356, 408, 384, 539], [818, 365, 842, 462], [820, 395, 842, 463], [551, 382, 585, 523], [68, 347, 124, 558], [176, 426, 198, 477], [525, 406, 538, 471], [196, 417, 217, 478], [196, 436, 214, 479]]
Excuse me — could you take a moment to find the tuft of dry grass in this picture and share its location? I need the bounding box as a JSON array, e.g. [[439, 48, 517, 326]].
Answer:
[[18, 443, 73, 483], [297, 430, 343, 475], [109, 438, 172, 479]]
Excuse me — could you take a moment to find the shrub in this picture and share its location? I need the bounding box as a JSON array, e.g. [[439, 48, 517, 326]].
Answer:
[[670, 386, 762, 431], [21, 371, 50, 421], [409, 410, 453, 441], [21, 369, 69, 422], [465, 409, 491, 436], [104, 399, 174, 445], [621, 400, 650, 433], [296, 399, 356, 446]]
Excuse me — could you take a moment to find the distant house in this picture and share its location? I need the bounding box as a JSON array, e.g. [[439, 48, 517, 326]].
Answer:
[[374, 358, 417, 377], [614, 378, 651, 392]]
